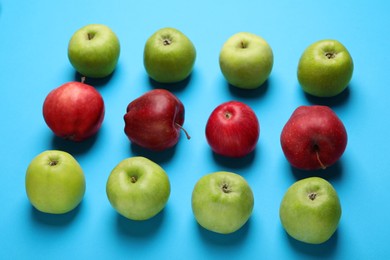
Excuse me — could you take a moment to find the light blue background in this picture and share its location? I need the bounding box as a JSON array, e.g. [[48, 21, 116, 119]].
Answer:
[[1, 0, 389, 259]]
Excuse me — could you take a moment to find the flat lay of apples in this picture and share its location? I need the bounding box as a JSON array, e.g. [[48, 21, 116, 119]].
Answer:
[[25, 23, 354, 245]]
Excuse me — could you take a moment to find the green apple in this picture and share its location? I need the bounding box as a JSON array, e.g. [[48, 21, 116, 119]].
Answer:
[[219, 32, 273, 89], [279, 177, 342, 244], [68, 24, 120, 78], [297, 39, 354, 97], [191, 171, 254, 234], [25, 150, 86, 214], [143, 27, 196, 83], [106, 156, 170, 220]]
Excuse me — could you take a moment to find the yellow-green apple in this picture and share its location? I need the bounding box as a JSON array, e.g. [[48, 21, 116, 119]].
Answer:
[[68, 24, 120, 78], [219, 32, 273, 89], [280, 105, 347, 170], [106, 157, 170, 220], [124, 89, 190, 151], [205, 101, 259, 157], [192, 171, 254, 234], [297, 39, 354, 97], [143, 27, 196, 83], [25, 150, 86, 214], [43, 81, 105, 141], [279, 177, 342, 244]]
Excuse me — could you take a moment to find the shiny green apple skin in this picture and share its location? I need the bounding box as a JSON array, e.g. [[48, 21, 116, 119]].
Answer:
[[25, 150, 86, 214], [219, 32, 273, 89], [106, 157, 170, 221], [297, 39, 354, 97], [191, 171, 254, 234], [279, 177, 342, 244], [68, 24, 120, 78], [143, 27, 196, 83]]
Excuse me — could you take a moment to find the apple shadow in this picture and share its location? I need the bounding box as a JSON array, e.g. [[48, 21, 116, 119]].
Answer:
[[211, 149, 256, 170], [147, 71, 194, 93], [73, 70, 116, 88], [30, 202, 82, 227], [284, 227, 339, 257], [290, 161, 344, 182], [50, 131, 99, 155], [227, 77, 270, 99], [196, 218, 251, 246], [130, 143, 176, 164], [116, 208, 165, 238], [303, 85, 351, 108]]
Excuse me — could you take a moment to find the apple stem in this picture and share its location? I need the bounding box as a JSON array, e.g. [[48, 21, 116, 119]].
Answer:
[[308, 192, 317, 201], [222, 184, 231, 193], [49, 160, 59, 166], [315, 150, 327, 170], [81, 76, 86, 84], [175, 123, 191, 140], [325, 52, 336, 59]]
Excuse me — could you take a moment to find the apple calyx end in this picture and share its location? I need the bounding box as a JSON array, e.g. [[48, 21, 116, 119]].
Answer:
[[175, 123, 191, 140]]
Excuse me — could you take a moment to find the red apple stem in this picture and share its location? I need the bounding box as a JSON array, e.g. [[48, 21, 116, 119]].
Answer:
[[315, 150, 327, 170], [81, 76, 86, 84], [175, 123, 191, 140]]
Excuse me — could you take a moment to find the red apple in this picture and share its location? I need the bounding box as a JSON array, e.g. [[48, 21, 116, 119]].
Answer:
[[205, 101, 260, 157], [280, 105, 347, 170], [43, 80, 105, 141], [124, 89, 190, 151]]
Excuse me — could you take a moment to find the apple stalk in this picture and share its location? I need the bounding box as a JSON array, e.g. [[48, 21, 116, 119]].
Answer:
[[315, 150, 327, 170], [175, 123, 191, 140]]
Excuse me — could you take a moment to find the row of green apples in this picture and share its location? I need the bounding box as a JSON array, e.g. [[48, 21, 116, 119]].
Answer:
[[67, 24, 353, 96], [26, 24, 353, 245]]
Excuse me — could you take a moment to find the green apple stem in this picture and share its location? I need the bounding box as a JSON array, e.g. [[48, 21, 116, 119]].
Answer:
[[221, 183, 231, 193], [308, 192, 317, 200], [130, 176, 137, 183], [315, 150, 327, 170], [325, 52, 336, 59], [175, 123, 191, 140], [49, 160, 59, 166]]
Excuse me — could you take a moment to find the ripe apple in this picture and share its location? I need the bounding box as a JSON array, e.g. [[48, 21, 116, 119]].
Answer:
[[124, 89, 190, 151], [106, 156, 170, 220], [43, 80, 105, 142], [192, 171, 254, 234], [297, 39, 354, 97], [280, 105, 347, 170], [25, 150, 86, 214], [143, 27, 196, 83], [68, 24, 120, 78], [219, 32, 273, 89], [205, 101, 260, 157], [279, 177, 342, 244]]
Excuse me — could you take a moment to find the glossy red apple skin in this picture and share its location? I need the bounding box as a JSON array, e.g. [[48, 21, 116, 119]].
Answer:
[[43, 81, 105, 141], [124, 89, 187, 151], [280, 105, 347, 170], [205, 101, 260, 158]]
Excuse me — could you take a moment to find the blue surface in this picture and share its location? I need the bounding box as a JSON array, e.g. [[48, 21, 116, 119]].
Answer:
[[1, 1, 389, 259]]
